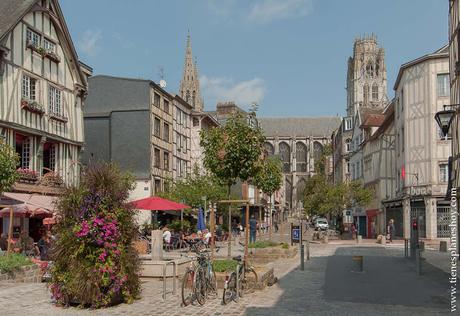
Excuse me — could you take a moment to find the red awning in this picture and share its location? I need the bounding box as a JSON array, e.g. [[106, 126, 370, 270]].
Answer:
[[131, 196, 190, 211]]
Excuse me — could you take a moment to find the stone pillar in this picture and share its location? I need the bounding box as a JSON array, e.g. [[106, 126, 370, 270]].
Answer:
[[151, 230, 163, 261], [424, 197, 436, 240], [403, 198, 411, 239]]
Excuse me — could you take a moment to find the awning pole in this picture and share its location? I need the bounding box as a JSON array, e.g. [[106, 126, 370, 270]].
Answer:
[[7, 208, 13, 254]]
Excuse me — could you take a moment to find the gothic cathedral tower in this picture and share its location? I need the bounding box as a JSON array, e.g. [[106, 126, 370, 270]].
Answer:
[[180, 33, 204, 111], [346, 35, 387, 117]]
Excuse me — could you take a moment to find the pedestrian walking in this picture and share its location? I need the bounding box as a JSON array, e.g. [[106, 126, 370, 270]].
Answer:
[[249, 215, 257, 244], [387, 219, 395, 243]]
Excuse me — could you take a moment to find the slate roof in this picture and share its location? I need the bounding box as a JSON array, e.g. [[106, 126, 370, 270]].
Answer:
[[258, 117, 341, 138], [0, 0, 37, 41]]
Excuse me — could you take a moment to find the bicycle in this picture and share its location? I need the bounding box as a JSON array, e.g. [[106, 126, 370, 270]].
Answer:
[[181, 240, 218, 306], [222, 255, 258, 305]]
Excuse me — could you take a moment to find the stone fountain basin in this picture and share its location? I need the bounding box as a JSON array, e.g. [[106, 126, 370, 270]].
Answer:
[[139, 256, 192, 278]]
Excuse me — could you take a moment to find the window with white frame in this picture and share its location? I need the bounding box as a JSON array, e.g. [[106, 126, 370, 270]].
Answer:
[[344, 117, 353, 131], [22, 75, 37, 100], [48, 85, 62, 116], [439, 163, 449, 182], [437, 74, 449, 97], [43, 38, 55, 53], [26, 29, 40, 46]]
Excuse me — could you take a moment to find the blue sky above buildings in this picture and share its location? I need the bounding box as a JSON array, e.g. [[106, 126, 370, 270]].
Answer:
[[61, 0, 447, 117]]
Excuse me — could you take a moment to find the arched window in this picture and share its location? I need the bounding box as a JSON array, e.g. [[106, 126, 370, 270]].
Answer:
[[296, 177, 306, 203], [372, 83, 379, 101], [296, 142, 307, 172], [186, 90, 191, 103], [192, 91, 196, 107], [366, 62, 373, 78], [279, 142, 291, 173], [264, 142, 274, 156], [285, 176, 293, 208], [313, 141, 323, 162], [363, 84, 369, 104], [346, 138, 352, 152]]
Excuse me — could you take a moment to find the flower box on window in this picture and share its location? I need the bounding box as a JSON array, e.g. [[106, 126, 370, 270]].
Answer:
[[46, 51, 61, 63], [26, 40, 47, 57], [21, 98, 45, 115], [49, 113, 68, 123], [40, 171, 63, 187], [17, 168, 39, 183]]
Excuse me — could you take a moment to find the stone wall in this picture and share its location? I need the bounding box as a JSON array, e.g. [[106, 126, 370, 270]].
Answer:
[[0, 264, 42, 283]]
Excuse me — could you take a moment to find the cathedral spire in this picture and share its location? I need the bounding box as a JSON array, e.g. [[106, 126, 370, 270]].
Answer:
[[180, 32, 203, 111]]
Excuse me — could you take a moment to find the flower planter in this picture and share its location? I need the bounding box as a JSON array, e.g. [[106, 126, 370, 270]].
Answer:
[[49, 113, 68, 123], [26, 40, 46, 57], [46, 51, 61, 63], [21, 99, 45, 115]]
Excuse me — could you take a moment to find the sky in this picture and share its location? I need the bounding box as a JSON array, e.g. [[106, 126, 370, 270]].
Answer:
[[60, 0, 447, 117]]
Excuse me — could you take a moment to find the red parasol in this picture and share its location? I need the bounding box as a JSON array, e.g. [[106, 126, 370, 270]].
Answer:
[[131, 196, 190, 211]]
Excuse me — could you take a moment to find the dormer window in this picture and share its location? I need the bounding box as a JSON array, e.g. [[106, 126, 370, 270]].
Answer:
[[26, 29, 40, 47], [44, 39, 55, 53]]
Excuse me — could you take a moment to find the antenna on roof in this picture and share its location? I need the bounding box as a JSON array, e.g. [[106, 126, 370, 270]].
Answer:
[[157, 66, 167, 88]]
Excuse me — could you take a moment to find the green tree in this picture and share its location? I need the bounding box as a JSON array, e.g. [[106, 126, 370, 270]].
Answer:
[[302, 145, 373, 217], [253, 156, 282, 197], [0, 140, 19, 194], [159, 167, 227, 208], [200, 111, 265, 193]]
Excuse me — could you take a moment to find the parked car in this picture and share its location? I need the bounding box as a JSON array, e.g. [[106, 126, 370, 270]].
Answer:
[[314, 218, 329, 231]]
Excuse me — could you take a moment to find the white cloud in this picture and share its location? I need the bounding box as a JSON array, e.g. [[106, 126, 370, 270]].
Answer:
[[200, 75, 265, 107], [78, 29, 102, 56], [248, 0, 313, 24]]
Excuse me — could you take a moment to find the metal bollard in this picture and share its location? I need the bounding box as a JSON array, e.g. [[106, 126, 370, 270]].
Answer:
[[416, 249, 421, 276], [351, 256, 363, 272], [300, 244, 305, 271], [306, 240, 310, 261], [404, 238, 409, 258]]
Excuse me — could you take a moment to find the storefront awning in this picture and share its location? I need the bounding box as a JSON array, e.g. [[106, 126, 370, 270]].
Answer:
[[1, 192, 57, 211]]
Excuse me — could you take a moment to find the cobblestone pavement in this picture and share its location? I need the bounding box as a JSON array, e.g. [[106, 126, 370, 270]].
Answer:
[[0, 242, 454, 315]]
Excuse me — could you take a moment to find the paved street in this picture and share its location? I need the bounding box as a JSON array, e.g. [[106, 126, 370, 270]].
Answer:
[[0, 241, 454, 316]]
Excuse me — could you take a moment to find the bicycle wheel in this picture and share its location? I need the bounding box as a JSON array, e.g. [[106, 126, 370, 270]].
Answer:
[[207, 269, 218, 299], [222, 272, 236, 305], [181, 269, 195, 307], [242, 267, 258, 294], [195, 267, 207, 306]]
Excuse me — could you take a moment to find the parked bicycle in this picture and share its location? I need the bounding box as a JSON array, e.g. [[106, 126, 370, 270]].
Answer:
[[181, 240, 218, 306], [222, 255, 258, 305]]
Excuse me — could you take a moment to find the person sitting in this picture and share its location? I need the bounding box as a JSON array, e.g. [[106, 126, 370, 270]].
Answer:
[[0, 233, 8, 251], [37, 231, 51, 261], [15, 230, 35, 256], [203, 229, 212, 246]]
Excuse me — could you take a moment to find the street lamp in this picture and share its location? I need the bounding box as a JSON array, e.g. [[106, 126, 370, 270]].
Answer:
[[435, 104, 459, 137]]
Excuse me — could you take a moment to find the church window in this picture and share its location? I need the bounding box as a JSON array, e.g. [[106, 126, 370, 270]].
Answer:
[[192, 91, 196, 107], [279, 142, 291, 173], [372, 84, 378, 101], [366, 63, 374, 78], [296, 142, 308, 172], [363, 84, 370, 104], [313, 142, 323, 162], [264, 142, 274, 156], [345, 138, 351, 152], [186, 90, 190, 103]]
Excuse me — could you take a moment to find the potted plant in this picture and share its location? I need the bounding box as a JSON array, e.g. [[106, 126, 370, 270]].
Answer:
[[16, 168, 39, 182]]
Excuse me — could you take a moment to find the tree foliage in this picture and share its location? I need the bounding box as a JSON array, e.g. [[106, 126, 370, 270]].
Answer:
[[158, 167, 227, 208], [302, 145, 373, 217], [0, 140, 19, 194], [200, 111, 265, 190], [253, 156, 283, 196]]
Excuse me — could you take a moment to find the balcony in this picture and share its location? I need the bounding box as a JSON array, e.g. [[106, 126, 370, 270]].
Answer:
[[13, 168, 64, 195]]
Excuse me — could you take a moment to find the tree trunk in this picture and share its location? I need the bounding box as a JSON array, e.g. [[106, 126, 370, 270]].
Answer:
[[227, 184, 232, 258]]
